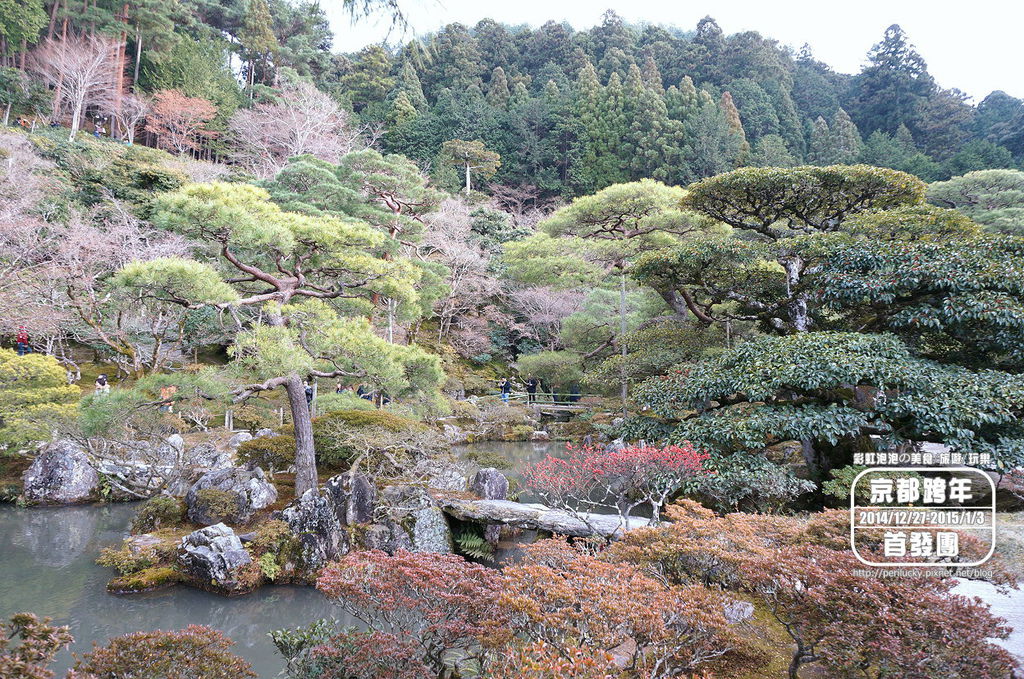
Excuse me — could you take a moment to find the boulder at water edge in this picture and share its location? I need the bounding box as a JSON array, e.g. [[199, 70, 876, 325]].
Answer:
[[380, 485, 453, 554], [470, 468, 508, 544], [470, 468, 508, 501], [274, 472, 379, 571], [185, 466, 277, 525], [324, 471, 377, 525], [22, 440, 99, 505], [278, 488, 345, 571], [177, 523, 253, 594]]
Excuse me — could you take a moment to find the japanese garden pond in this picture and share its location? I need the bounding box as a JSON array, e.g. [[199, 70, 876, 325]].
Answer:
[[1, 440, 1022, 676], [0, 441, 567, 677], [0, 502, 348, 677]]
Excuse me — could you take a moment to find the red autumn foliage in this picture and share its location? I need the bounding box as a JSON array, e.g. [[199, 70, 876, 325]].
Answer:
[[311, 630, 431, 679], [611, 501, 1018, 679], [316, 549, 504, 677], [144, 89, 216, 155], [523, 442, 710, 529], [495, 537, 765, 678], [483, 641, 619, 679], [313, 540, 764, 679], [745, 544, 1017, 679]]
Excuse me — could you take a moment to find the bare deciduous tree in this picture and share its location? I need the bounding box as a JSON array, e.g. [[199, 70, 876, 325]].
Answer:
[[0, 193, 200, 374], [488, 183, 556, 229], [228, 80, 370, 178], [103, 92, 149, 144], [29, 35, 117, 141], [421, 199, 503, 350], [507, 286, 585, 349]]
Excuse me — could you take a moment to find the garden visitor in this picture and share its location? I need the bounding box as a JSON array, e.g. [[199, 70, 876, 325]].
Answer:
[[526, 376, 539, 403], [15, 326, 29, 355], [94, 374, 110, 395], [499, 377, 512, 403], [159, 385, 177, 413]]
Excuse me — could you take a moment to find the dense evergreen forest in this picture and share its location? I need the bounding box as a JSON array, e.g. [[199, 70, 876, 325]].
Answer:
[[2, 1, 1023, 196]]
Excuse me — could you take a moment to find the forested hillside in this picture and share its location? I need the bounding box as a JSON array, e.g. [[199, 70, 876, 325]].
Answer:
[[2, 2, 1023, 197]]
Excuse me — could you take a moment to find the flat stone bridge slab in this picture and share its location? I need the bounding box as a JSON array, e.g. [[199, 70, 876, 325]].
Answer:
[[433, 494, 653, 539]]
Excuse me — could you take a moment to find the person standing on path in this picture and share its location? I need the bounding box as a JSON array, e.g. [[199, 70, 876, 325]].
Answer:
[[526, 376, 539, 403]]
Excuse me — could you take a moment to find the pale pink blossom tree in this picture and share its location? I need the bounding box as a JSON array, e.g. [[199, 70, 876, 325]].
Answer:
[[228, 80, 370, 178], [420, 199, 502, 347], [507, 286, 585, 349]]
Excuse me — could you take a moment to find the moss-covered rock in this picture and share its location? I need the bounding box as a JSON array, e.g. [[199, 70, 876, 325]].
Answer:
[[497, 424, 535, 441], [236, 434, 296, 472], [189, 488, 244, 525], [131, 496, 186, 534], [462, 449, 512, 470], [108, 566, 183, 594]]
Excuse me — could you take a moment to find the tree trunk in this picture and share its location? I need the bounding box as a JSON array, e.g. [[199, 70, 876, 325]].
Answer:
[[3, 102, 10, 127], [788, 654, 802, 679], [781, 255, 809, 332], [619, 269, 628, 417], [111, 5, 129, 136], [69, 101, 81, 141], [464, 162, 471, 195], [285, 374, 318, 497], [132, 28, 142, 89], [47, 0, 60, 40]]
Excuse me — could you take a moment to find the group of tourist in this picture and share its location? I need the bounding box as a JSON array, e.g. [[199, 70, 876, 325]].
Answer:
[[497, 376, 582, 404]]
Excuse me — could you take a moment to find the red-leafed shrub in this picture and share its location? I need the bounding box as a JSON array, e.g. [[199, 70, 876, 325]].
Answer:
[[495, 538, 765, 679], [744, 544, 1017, 679], [523, 442, 710, 530], [483, 641, 619, 679], [316, 550, 504, 677]]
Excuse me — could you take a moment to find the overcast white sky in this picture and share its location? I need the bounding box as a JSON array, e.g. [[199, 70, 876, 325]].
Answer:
[[324, 0, 1024, 101]]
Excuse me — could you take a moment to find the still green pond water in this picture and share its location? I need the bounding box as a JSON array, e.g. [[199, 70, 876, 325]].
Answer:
[[0, 502, 347, 678]]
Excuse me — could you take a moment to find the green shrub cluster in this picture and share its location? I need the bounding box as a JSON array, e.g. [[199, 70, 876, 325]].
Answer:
[[312, 409, 425, 469], [242, 409, 433, 472], [193, 488, 243, 524], [97, 544, 157, 576], [314, 391, 375, 413], [315, 409, 425, 433], [130, 496, 186, 534]]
